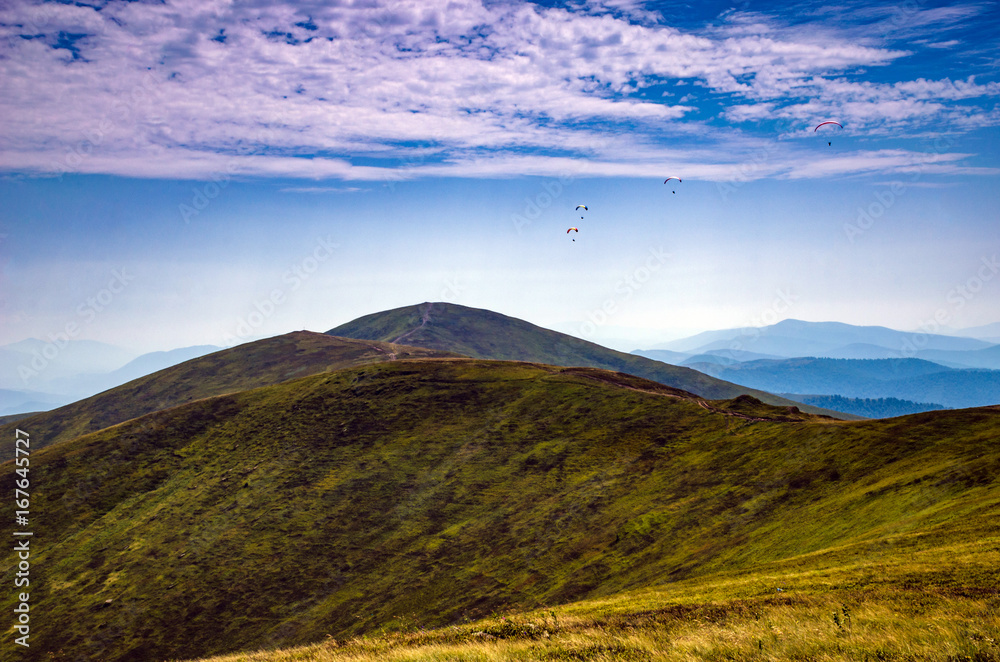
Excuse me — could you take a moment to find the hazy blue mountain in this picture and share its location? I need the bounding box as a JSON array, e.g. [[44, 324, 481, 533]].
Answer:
[[631, 348, 782, 365], [0, 388, 70, 417], [0, 338, 136, 394], [915, 344, 1000, 370], [779, 394, 947, 419], [948, 321, 1000, 342], [689, 357, 999, 411], [104, 345, 221, 385], [821, 343, 910, 359], [695, 349, 784, 362], [681, 353, 743, 366], [885, 369, 1000, 410], [629, 348, 692, 365], [1, 338, 135, 374], [652, 319, 990, 358], [0, 342, 223, 416]]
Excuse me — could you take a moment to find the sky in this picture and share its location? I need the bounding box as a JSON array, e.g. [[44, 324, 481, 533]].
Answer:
[[1, 0, 999, 358]]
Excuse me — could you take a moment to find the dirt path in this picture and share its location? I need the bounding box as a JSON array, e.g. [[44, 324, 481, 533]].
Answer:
[[369, 345, 397, 361], [390, 302, 434, 346]]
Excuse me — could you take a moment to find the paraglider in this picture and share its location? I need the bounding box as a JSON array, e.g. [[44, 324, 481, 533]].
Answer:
[[814, 121, 842, 146], [664, 176, 681, 193], [567, 226, 578, 241], [576, 204, 588, 219]]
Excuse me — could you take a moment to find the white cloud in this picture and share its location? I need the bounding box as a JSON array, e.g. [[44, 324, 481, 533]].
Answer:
[[279, 186, 369, 194], [0, 0, 996, 182]]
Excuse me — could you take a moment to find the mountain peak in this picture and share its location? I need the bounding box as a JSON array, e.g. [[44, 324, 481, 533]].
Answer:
[[327, 303, 858, 419]]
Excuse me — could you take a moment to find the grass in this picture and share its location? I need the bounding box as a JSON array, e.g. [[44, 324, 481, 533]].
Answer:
[[2, 359, 997, 661], [326, 302, 860, 419], [182, 542, 1000, 661], [0, 331, 460, 454]]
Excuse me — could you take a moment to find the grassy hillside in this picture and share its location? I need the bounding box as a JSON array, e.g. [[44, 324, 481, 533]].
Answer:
[[4, 358, 997, 661], [0, 331, 460, 454], [327, 302, 858, 419], [188, 538, 1000, 661], [0, 411, 36, 425]]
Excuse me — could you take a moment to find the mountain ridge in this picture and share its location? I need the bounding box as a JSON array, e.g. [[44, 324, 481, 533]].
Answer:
[[326, 302, 858, 419], [5, 356, 998, 661], [689, 356, 1000, 410], [651, 318, 993, 358], [0, 331, 461, 455]]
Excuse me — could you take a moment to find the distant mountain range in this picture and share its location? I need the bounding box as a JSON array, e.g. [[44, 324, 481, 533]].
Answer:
[[327, 302, 854, 419], [783, 394, 946, 419], [0, 332, 459, 455], [682, 357, 1000, 410], [945, 320, 1000, 343], [9, 307, 996, 422], [0, 341, 222, 414], [0, 388, 69, 418], [648, 318, 997, 364], [3, 301, 999, 661], [634, 319, 1000, 415], [8, 341, 998, 661]]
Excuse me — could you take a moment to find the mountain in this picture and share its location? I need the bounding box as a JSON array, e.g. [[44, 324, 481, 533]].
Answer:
[[652, 319, 991, 358], [5, 358, 998, 662], [326, 302, 856, 418], [0, 388, 68, 417], [628, 348, 692, 365], [0, 331, 460, 455], [917, 343, 1000, 370], [688, 357, 1000, 411], [778, 394, 947, 418], [102, 344, 221, 385], [0, 411, 35, 425], [0, 344, 228, 416], [0, 338, 136, 390], [949, 321, 1000, 341], [819, 342, 915, 360]]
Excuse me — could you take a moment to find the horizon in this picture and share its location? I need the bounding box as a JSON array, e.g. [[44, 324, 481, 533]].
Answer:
[[3, 305, 998, 360], [2, 0, 999, 357]]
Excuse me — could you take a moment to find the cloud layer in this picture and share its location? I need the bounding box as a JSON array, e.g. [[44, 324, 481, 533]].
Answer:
[[1, 0, 998, 181]]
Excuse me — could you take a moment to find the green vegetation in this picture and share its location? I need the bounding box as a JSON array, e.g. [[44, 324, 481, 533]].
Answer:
[[788, 394, 947, 418], [327, 302, 860, 419], [0, 411, 35, 425], [3, 359, 997, 661], [0, 331, 460, 454], [183, 555, 1000, 661]]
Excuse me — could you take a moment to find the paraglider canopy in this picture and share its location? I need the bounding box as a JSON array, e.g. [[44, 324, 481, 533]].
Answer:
[[575, 205, 588, 211], [567, 227, 579, 233], [813, 121, 843, 131], [814, 121, 843, 145]]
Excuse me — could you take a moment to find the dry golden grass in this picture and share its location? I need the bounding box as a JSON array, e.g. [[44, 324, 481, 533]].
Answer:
[[181, 547, 1000, 662]]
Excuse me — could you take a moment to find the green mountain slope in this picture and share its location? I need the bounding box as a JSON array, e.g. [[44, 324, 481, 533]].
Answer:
[[326, 302, 858, 419], [4, 358, 996, 662], [0, 331, 460, 455]]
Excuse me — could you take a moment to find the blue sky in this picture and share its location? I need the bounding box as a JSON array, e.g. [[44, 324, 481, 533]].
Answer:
[[1, 0, 998, 355]]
